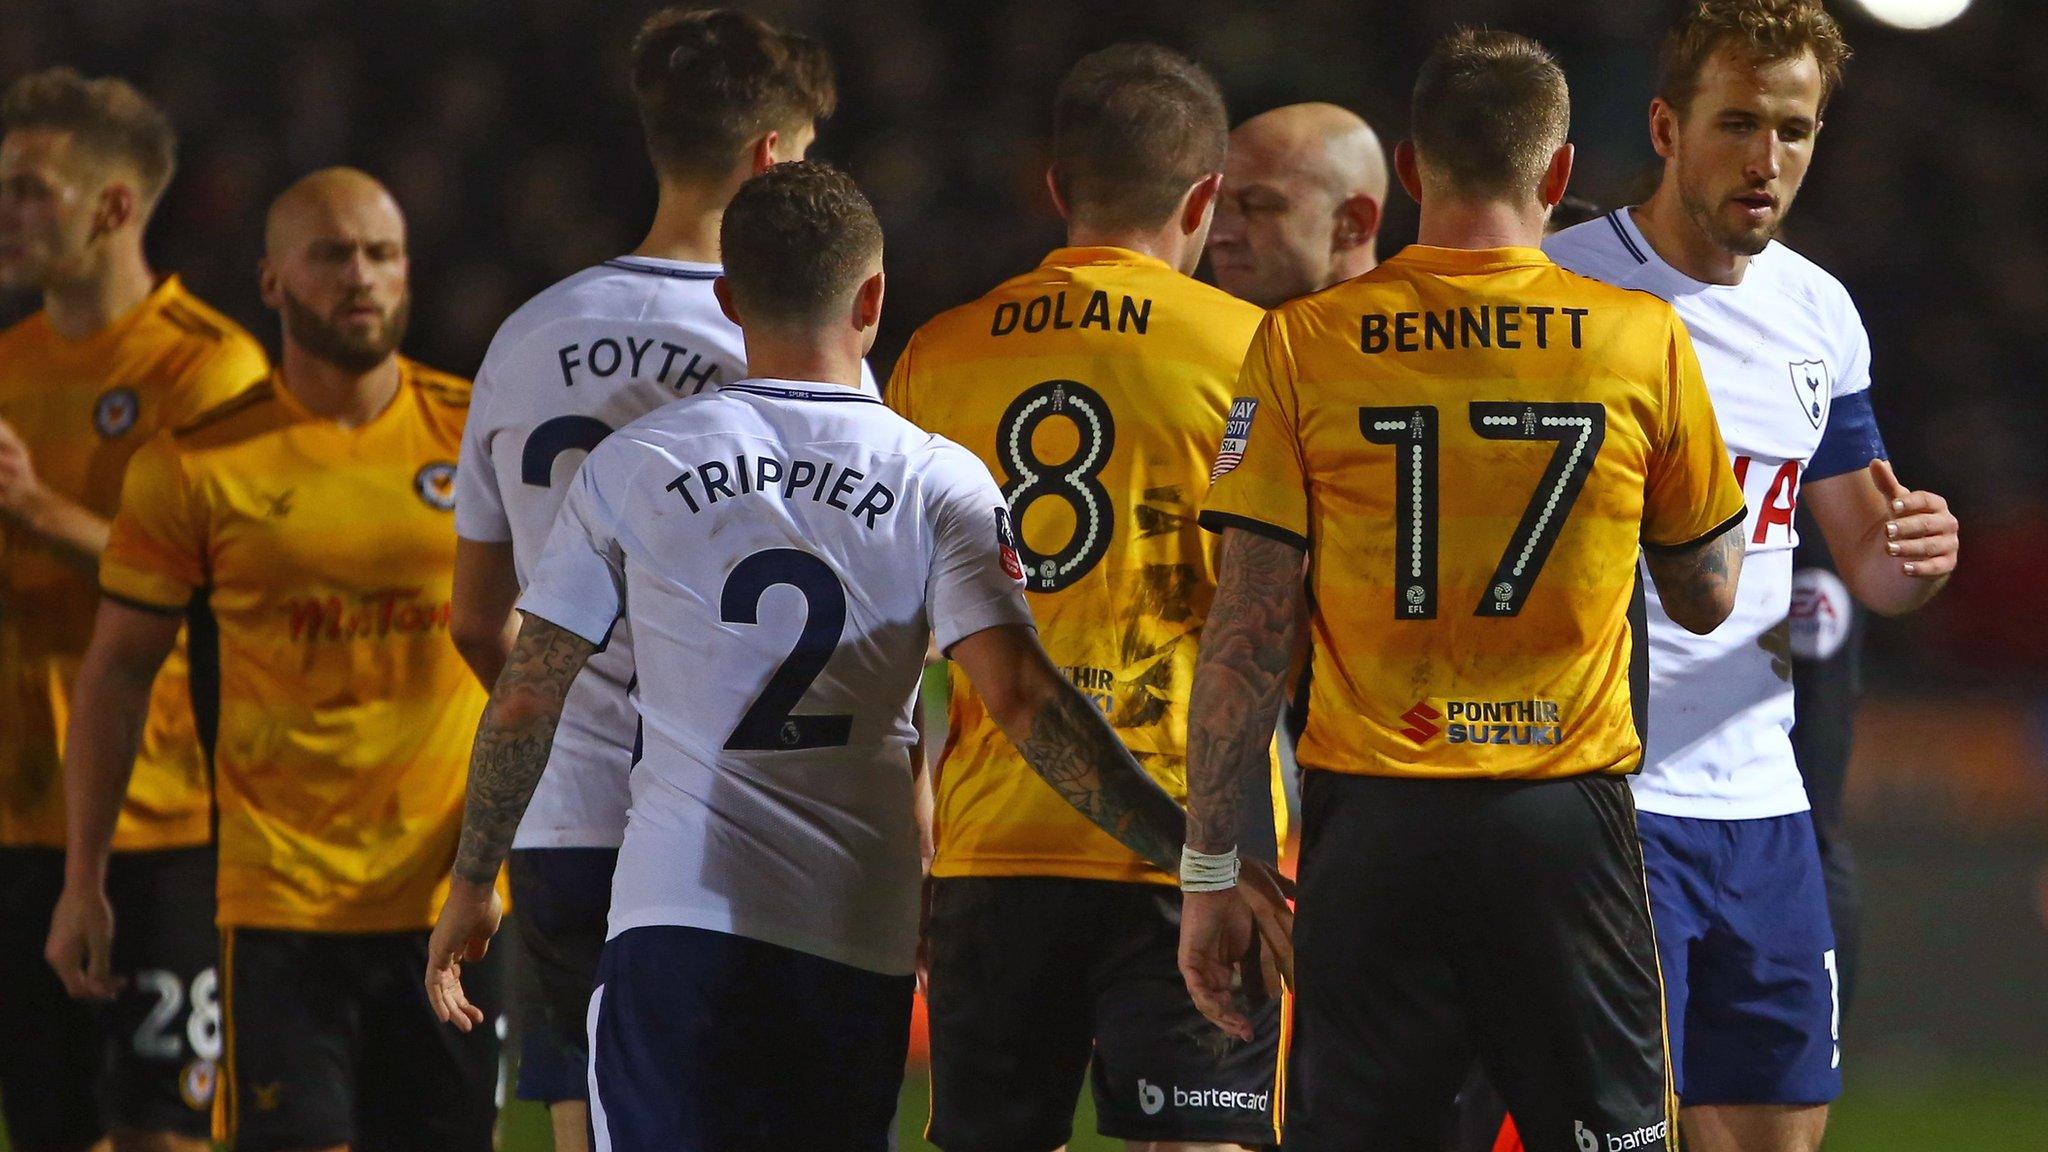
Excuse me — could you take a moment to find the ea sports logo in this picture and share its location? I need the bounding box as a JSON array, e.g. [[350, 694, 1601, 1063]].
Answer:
[[1137, 1078, 1165, 1116]]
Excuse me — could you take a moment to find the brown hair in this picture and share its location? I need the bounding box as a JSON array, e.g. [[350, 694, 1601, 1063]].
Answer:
[[1657, 0, 1852, 115], [720, 160, 881, 323], [1410, 29, 1570, 202], [630, 8, 838, 178], [1, 68, 177, 205], [1051, 43, 1228, 232]]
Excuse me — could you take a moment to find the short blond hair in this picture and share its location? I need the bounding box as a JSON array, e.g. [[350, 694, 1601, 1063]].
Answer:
[[1410, 29, 1569, 202], [2, 67, 177, 204]]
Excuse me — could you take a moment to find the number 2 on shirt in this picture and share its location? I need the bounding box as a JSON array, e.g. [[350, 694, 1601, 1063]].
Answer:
[[721, 548, 853, 750], [1360, 402, 1605, 619]]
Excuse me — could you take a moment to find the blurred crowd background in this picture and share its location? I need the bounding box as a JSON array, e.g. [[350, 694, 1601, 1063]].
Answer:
[[2, 1, 2042, 1146]]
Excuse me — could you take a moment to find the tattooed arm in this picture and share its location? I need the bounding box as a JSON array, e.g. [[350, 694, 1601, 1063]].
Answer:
[[451, 612, 597, 883], [1177, 526, 1308, 1038], [1185, 528, 1308, 854], [948, 623, 1185, 872], [1643, 515, 1747, 635], [428, 610, 595, 1031]]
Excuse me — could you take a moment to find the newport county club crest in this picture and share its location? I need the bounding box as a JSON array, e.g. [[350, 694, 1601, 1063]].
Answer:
[[414, 461, 458, 511], [1788, 359, 1831, 430], [93, 387, 140, 438]]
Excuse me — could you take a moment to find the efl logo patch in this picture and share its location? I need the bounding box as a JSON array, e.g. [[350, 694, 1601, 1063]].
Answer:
[[1788, 359, 1831, 430], [993, 506, 1024, 581], [414, 461, 458, 511], [1210, 397, 1257, 481], [93, 387, 139, 438]]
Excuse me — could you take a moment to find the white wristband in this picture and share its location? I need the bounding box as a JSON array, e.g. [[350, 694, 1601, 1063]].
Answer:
[[1179, 845, 1240, 892]]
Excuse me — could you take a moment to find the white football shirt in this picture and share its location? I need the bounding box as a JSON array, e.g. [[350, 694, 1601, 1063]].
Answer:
[[456, 254, 873, 848], [518, 378, 1033, 975], [1547, 209, 1885, 819]]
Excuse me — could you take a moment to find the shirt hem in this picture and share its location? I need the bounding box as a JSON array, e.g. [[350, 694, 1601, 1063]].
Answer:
[[605, 905, 914, 977], [511, 827, 627, 851], [1628, 788, 1812, 820], [929, 857, 1173, 886]]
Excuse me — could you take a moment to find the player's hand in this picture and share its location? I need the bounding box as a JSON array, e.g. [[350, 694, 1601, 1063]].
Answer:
[[1870, 459, 1958, 579], [1179, 886, 1258, 1041], [0, 417, 49, 522], [1238, 857, 1295, 996], [45, 881, 123, 1001], [425, 876, 503, 1033]]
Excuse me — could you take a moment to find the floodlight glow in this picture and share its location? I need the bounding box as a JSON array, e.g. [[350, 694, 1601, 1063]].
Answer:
[[1851, 0, 1974, 30]]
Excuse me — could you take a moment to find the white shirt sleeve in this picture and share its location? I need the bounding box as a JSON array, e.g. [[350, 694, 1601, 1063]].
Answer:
[[517, 448, 628, 646], [454, 362, 513, 542], [924, 443, 1035, 654], [1833, 297, 1873, 398]]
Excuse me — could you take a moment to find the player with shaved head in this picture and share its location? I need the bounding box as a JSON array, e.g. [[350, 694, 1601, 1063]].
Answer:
[[1, 66, 265, 1152], [48, 167, 501, 1152], [1208, 101, 1388, 308]]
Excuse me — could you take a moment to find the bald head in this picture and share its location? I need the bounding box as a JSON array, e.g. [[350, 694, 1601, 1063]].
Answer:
[[1209, 103, 1387, 307], [261, 167, 410, 373], [264, 166, 402, 255]]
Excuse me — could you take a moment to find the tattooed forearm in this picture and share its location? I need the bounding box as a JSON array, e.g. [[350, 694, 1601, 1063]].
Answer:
[[1644, 517, 1746, 636], [1016, 688, 1187, 873], [1185, 528, 1308, 854], [451, 613, 597, 884]]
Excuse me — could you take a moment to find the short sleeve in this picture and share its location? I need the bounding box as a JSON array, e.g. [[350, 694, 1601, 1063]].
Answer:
[[453, 364, 512, 543], [163, 334, 267, 427], [1198, 313, 1309, 549], [1831, 294, 1872, 399], [100, 434, 209, 612], [515, 453, 625, 645], [1643, 316, 1747, 552], [924, 445, 1034, 654]]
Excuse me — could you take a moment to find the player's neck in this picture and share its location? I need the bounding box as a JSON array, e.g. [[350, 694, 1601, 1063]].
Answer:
[[41, 241, 155, 340], [739, 333, 865, 392], [1413, 198, 1546, 252], [1063, 221, 1191, 272], [1632, 190, 1748, 286], [634, 181, 729, 265], [278, 344, 403, 429]]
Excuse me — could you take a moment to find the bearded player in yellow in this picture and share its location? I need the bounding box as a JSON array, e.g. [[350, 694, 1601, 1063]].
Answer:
[[0, 68, 266, 1152], [47, 169, 501, 1152], [1178, 31, 1750, 1152], [890, 44, 1287, 1152]]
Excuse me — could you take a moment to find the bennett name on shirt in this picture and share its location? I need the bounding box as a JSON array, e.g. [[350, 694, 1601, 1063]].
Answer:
[[663, 448, 897, 527], [1361, 303, 1589, 353]]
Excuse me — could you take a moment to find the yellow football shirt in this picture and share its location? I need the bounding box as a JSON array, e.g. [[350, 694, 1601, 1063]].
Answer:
[[99, 360, 487, 931], [1203, 245, 1744, 781], [0, 277, 266, 849], [890, 246, 1284, 884]]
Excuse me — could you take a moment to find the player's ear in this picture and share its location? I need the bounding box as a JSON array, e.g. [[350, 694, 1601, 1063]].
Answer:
[[91, 180, 137, 241], [852, 268, 885, 333], [1333, 191, 1381, 253], [1648, 98, 1679, 161], [713, 275, 742, 327], [1393, 140, 1424, 204], [1181, 172, 1224, 237], [1043, 167, 1071, 222], [750, 132, 778, 177], [257, 256, 282, 310], [1540, 143, 1574, 209]]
